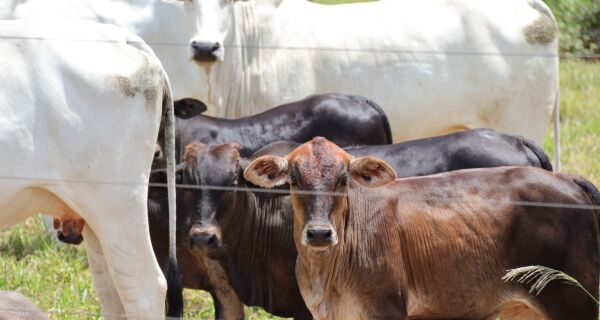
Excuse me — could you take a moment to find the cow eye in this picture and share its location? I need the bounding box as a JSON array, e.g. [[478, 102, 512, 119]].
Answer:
[[338, 175, 349, 188], [290, 175, 297, 186]]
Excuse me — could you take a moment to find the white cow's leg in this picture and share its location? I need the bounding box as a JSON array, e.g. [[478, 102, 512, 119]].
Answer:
[[90, 193, 166, 319], [83, 226, 126, 319]]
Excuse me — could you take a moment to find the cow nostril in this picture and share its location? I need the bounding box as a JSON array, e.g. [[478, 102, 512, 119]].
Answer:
[[191, 41, 222, 62], [207, 234, 217, 246], [189, 232, 218, 249], [306, 229, 333, 243]]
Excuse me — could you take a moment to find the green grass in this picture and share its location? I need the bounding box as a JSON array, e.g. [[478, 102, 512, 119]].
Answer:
[[0, 216, 283, 319], [544, 60, 600, 186]]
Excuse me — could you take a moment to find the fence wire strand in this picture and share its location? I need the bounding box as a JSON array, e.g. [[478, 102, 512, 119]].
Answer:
[[0, 174, 598, 210], [0, 34, 599, 60]]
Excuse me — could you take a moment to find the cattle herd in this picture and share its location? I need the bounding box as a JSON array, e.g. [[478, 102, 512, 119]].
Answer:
[[0, 0, 598, 319]]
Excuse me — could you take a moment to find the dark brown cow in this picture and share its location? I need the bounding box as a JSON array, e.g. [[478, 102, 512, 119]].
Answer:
[[245, 137, 599, 320]]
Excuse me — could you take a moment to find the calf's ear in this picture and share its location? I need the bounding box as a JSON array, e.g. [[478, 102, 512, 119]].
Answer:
[[244, 155, 289, 188], [349, 156, 397, 188], [174, 98, 208, 119]]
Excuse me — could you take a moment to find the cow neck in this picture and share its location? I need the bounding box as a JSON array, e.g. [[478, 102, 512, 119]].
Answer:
[[212, 1, 268, 118], [294, 182, 407, 314], [216, 184, 301, 314]]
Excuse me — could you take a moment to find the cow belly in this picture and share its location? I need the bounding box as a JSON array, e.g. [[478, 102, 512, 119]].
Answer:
[[405, 287, 549, 319]]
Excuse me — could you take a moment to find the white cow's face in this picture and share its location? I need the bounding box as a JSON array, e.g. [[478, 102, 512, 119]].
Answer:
[[184, 0, 234, 63], [184, 0, 283, 64]]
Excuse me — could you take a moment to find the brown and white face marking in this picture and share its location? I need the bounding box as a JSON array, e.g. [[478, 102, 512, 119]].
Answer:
[[182, 141, 242, 258], [244, 137, 396, 251]]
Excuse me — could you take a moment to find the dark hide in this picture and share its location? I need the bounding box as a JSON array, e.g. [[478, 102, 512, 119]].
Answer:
[[245, 138, 598, 320], [154, 93, 392, 169], [345, 128, 553, 176], [176, 129, 551, 319]]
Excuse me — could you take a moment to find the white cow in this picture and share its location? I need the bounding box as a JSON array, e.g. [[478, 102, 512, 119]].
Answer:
[[184, 0, 559, 144], [8, 0, 205, 101], [0, 18, 177, 319]]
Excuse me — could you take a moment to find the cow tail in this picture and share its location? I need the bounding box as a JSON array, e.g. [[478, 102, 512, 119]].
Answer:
[[166, 256, 183, 318], [520, 137, 553, 171], [364, 98, 393, 144], [162, 76, 183, 317]]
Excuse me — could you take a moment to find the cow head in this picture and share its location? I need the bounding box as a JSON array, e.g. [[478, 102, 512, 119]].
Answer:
[[53, 217, 85, 245], [183, 0, 284, 63], [181, 141, 242, 258], [244, 137, 396, 252]]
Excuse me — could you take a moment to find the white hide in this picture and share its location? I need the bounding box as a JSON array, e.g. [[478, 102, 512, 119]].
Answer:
[[9, 0, 205, 101], [0, 18, 171, 319], [185, 0, 559, 144]]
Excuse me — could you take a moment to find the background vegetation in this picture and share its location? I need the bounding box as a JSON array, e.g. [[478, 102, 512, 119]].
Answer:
[[1, 0, 599, 319], [546, 0, 600, 54]]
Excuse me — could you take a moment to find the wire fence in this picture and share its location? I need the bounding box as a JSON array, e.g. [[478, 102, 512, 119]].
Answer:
[[0, 174, 598, 210], [0, 34, 599, 60], [1, 14, 599, 320]]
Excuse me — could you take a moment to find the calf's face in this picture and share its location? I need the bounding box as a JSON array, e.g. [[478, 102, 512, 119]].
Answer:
[[244, 137, 396, 251], [182, 142, 241, 258]]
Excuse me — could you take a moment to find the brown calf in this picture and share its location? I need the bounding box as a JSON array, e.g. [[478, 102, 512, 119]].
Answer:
[[245, 137, 599, 320]]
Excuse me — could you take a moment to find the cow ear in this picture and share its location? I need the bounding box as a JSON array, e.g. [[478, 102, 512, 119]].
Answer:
[[174, 98, 208, 119], [244, 155, 289, 188], [349, 156, 396, 188], [184, 142, 207, 166]]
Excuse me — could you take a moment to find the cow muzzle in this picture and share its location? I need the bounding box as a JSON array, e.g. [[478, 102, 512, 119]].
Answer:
[[57, 231, 84, 245], [188, 225, 221, 252], [190, 41, 224, 63], [302, 223, 338, 250]]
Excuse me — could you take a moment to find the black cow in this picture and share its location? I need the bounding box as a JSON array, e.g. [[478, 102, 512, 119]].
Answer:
[[154, 93, 392, 169], [177, 129, 553, 319], [252, 128, 553, 178]]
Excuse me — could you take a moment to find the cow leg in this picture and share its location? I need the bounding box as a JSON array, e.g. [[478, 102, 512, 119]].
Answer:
[[82, 226, 126, 319], [188, 251, 244, 320], [97, 218, 167, 318], [76, 185, 167, 319], [210, 290, 225, 320], [202, 258, 245, 320]]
